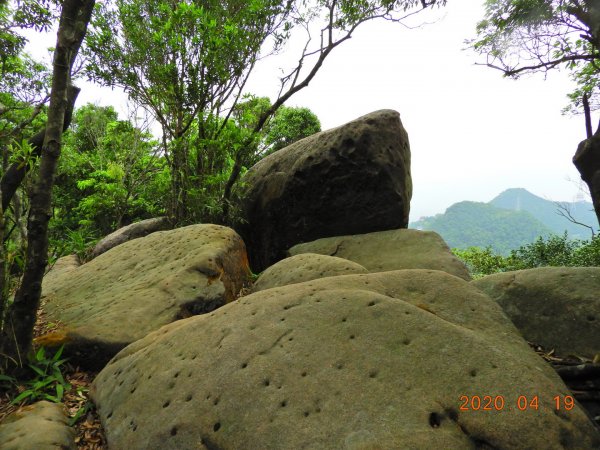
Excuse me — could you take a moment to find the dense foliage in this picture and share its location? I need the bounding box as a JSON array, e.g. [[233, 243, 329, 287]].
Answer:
[[472, 0, 600, 113], [454, 233, 600, 278]]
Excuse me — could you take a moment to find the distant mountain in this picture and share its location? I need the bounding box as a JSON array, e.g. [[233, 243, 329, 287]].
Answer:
[[410, 188, 598, 254], [490, 188, 596, 240], [411, 201, 553, 254]]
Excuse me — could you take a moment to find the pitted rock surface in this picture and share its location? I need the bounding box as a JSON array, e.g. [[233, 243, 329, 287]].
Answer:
[[90, 217, 171, 258], [252, 253, 368, 292], [92, 270, 599, 449], [38, 224, 250, 369], [237, 109, 412, 272], [0, 401, 75, 450], [472, 267, 600, 359], [289, 228, 471, 281]]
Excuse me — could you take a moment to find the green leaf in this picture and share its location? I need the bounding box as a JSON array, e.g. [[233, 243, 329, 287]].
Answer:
[[11, 390, 34, 404]]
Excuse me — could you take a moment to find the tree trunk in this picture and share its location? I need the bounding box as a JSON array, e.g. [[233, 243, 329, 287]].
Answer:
[[169, 137, 190, 224], [0, 85, 80, 212], [1, 0, 95, 372]]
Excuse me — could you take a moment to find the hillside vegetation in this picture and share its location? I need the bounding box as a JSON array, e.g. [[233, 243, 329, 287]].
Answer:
[[411, 189, 598, 254], [453, 233, 600, 279]]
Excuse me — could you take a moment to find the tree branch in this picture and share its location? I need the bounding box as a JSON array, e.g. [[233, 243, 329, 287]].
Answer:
[[480, 53, 598, 76]]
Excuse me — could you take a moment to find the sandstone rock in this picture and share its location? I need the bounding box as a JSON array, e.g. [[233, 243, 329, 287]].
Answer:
[[0, 401, 75, 450], [237, 110, 412, 272], [43, 254, 81, 294], [38, 224, 250, 369], [252, 253, 368, 292], [92, 270, 599, 449], [90, 217, 171, 259], [289, 228, 471, 281], [573, 133, 600, 226], [472, 267, 600, 359]]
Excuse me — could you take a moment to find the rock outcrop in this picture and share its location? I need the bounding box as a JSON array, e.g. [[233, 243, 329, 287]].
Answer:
[[38, 224, 250, 369], [92, 270, 599, 449], [252, 253, 368, 292], [90, 217, 171, 259], [289, 228, 471, 281], [0, 401, 76, 450], [472, 267, 600, 359], [573, 131, 600, 226], [237, 110, 412, 272]]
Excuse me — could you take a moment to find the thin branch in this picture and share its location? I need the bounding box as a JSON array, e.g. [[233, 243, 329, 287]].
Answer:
[[555, 201, 596, 238], [479, 53, 598, 76]]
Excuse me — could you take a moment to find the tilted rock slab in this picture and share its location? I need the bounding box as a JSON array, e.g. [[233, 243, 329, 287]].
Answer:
[[289, 228, 471, 281], [90, 217, 171, 259], [92, 270, 599, 449], [0, 401, 75, 450], [43, 254, 81, 292], [252, 253, 368, 292], [38, 224, 250, 369], [237, 109, 412, 272], [472, 267, 600, 359]]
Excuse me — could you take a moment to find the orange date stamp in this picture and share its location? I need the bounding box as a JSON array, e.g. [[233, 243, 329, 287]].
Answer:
[[459, 395, 576, 411]]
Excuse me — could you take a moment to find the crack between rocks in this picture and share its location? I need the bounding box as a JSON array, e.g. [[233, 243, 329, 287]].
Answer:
[[330, 242, 344, 257]]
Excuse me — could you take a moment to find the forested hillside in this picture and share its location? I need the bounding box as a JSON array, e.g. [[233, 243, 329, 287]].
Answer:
[[490, 188, 597, 240], [411, 200, 553, 254]]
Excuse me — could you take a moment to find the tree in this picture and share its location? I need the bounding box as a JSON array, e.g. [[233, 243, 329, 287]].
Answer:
[[472, 1, 600, 106], [220, 0, 446, 219], [54, 103, 167, 238], [85, 0, 294, 223], [85, 0, 445, 224], [1, 0, 96, 372], [472, 0, 600, 228], [263, 105, 321, 155]]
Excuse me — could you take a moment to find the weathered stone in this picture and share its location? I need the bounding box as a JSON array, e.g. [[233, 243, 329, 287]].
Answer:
[[289, 228, 471, 281], [90, 217, 171, 259], [43, 254, 81, 295], [237, 110, 412, 272], [92, 270, 599, 449], [573, 132, 600, 226], [252, 253, 368, 292], [0, 401, 75, 450], [37, 224, 250, 369], [472, 267, 600, 359]]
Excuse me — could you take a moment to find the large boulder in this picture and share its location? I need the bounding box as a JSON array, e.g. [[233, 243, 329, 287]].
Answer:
[[289, 228, 471, 281], [573, 132, 600, 226], [90, 217, 171, 259], [43, 254, 81, 292], [472, 267, 600, 359], [37, 224, 251, 369], [252, 253, 368, 292], [92, 270, 599, 449], [0, 401, 75, 450], [237, 110, 412, 272]]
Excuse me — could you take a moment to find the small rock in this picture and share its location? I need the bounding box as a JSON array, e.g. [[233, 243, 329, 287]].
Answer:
[[289, 228, 471, 280], [90, 217, 171, 259], [0, 401, 75, 450], [253, 253, 368, 292]]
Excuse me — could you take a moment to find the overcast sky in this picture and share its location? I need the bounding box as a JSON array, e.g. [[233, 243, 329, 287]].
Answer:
[[25, 0, 592, 221]]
